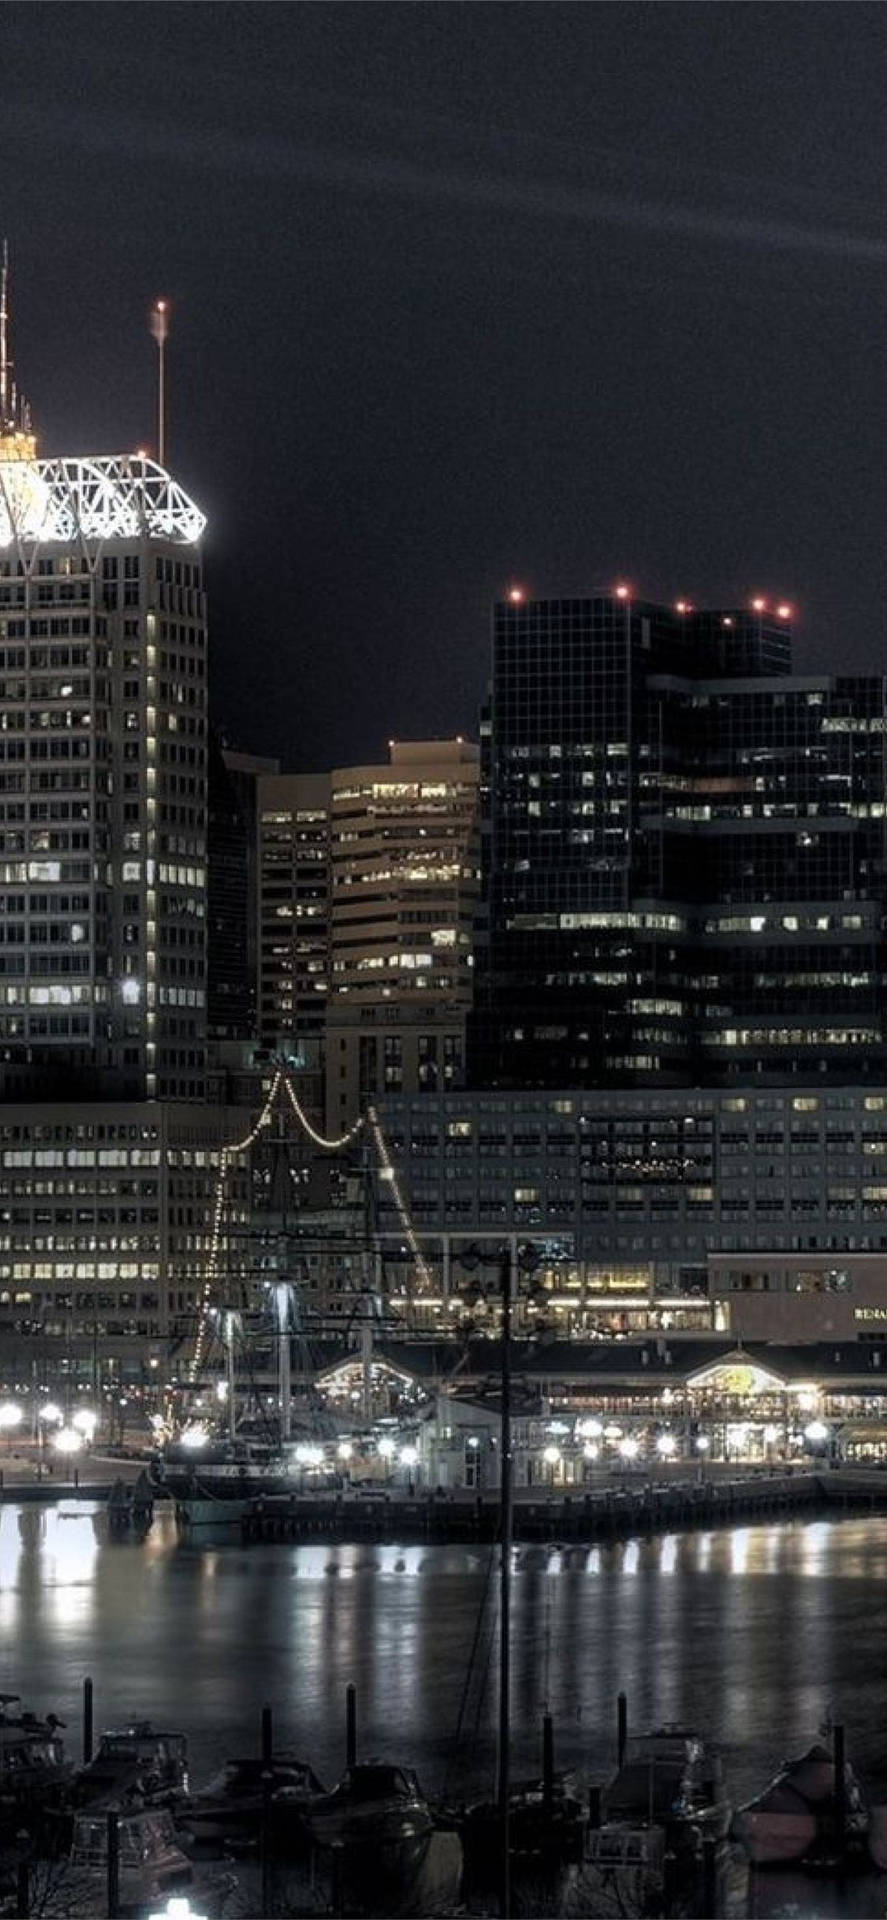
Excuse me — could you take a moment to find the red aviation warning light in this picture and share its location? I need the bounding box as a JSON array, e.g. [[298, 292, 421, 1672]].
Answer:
[[507, 586, 525, 604], [777, 603, 793, 619], [614, 583, 631, 600], [751, 597, 767, 612]]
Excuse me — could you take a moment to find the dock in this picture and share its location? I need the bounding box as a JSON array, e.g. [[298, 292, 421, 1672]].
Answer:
[[236, 1469, 887, 1544]]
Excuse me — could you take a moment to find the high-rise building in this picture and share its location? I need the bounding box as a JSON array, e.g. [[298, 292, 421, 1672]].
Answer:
[[257, 771, 331, 1117], [0, 428, 209, 1100], [0, 265, 251, 1391], [326, 740, 480, 1126], [207, 738, 278, 1043], [472, 589, 887, 1088], [256, 743, 480, 1130]]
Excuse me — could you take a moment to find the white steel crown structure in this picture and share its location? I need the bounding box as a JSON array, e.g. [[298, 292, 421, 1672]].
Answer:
[[0, 452, 206, 549]]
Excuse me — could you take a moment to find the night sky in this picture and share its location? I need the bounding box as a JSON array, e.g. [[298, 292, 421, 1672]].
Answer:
[[4, 3, 887, 769]]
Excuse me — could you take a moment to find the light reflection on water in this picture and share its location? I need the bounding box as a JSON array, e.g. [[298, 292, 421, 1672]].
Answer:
[[2, 1504, 887, 1805]]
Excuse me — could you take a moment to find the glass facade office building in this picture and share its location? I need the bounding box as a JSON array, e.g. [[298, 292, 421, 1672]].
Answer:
[[472, 593, 887, 1088]]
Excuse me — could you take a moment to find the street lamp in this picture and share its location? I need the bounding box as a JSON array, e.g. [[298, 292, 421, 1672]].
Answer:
[[52, 1427, 83, 1457], [0, 1402, 22, 1453], [72, 1408, 97, 1442], [804, 1419, 830, 1462]]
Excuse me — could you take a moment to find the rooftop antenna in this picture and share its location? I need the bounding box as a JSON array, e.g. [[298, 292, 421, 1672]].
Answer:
[[149, 297, 169, 466], [1, 239, 10, 429]]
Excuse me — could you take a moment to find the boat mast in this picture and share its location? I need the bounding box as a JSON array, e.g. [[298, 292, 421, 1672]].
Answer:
[[498, 1243, 512, 1918], [360, 1130, 377, 1419], [275, 1279, 292, 1442], [224, 1311, 236, 1441]]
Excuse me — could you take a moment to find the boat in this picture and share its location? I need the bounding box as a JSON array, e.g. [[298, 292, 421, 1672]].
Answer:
[[308, 1761, 433, 1859], [461, 1769, 587, 1882], [149, 1436, 300, 1522], [306, 1761, 461, 1914], [586, 1723, 730, 1910], [178, 1753, 326, 1852], [70, 1722, 189, 1810], [68, 1806, 192, 1913], [0, 1696, 69, 1840], [731, 1739, 870, 1866]]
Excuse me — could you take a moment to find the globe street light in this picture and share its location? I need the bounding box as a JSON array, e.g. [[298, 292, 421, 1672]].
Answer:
[[804, 1420, 829, 1444], [804, 1419, 830, 1461]]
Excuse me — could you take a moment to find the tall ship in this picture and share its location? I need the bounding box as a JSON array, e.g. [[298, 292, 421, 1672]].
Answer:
[[148, 1434, 303, 1517]]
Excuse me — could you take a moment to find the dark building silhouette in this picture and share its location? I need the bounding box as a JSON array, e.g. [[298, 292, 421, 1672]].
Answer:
[[472, 589, 887, 1088], [207, 738, 278, 1041]]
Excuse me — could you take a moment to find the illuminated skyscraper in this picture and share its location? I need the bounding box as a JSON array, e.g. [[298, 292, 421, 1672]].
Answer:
[[256, 742, 480, 1128], [0, 316, 208, 1101], [0, 261, 249, 1391]]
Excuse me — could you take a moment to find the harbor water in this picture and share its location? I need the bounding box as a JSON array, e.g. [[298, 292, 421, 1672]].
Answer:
[[3, 1500, 887, 1818]]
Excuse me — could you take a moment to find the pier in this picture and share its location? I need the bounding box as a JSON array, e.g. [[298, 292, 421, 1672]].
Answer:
[[236, 1468, 887, 1544]]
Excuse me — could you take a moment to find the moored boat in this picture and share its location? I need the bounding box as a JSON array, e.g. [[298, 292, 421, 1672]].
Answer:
[[585, 1722, 730, 1912], [68, 1806, 192, 1913], [306, 1761, 461, 1914], [731, 1739, 870, 1866], [149, 1437, 300, 1524], [601, 1726, 730, 1851], [178, 1753, 325, 1852], [70, 1721, 189, 1810], [0, 1697, 69, 1839], [461, 1769, 587, 1880]]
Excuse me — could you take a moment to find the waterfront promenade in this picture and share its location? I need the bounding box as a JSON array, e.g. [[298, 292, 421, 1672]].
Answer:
[[4, 1451, 887, 1540], [0, 1446, 147, 1500]]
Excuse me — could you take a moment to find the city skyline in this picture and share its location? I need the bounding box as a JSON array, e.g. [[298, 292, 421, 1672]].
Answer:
[[4, 4, 887, 774]]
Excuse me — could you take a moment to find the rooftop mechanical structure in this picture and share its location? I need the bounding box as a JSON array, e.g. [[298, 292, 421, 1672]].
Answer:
[[0, 453, 206, 550]]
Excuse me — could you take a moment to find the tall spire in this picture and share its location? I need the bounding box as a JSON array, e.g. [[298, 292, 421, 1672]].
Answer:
[[1, 239, 10, 430], [0, 244, 37, 461]]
